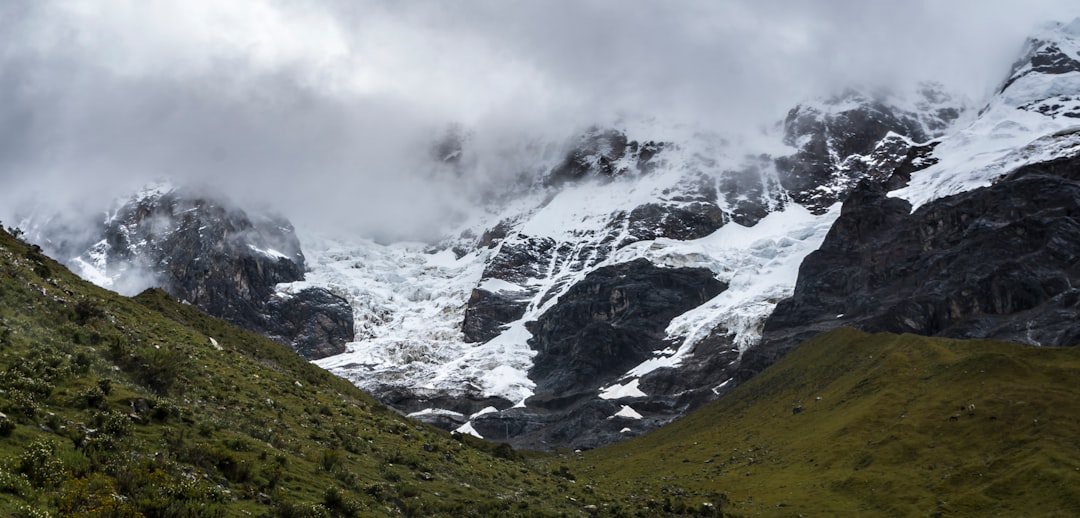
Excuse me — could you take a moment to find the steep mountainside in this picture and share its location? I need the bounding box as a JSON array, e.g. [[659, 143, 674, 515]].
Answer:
[[34, 20, 1080, 451], [30, 186, 354, 360], [309, 82, 967, 449], [5, 226, 1078, 516], [751, 19, 1080, 376], [0, 226, 639, 516]]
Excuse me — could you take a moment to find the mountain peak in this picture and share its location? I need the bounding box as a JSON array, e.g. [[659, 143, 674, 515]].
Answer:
[[998, 18, 1080, 105]]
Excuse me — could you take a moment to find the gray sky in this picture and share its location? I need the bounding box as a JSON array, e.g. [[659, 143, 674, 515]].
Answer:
[[1, 0, 1077, 239]]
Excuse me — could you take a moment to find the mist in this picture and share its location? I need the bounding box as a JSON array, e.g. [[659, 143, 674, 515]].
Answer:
[[1, 0, 1077, 240]]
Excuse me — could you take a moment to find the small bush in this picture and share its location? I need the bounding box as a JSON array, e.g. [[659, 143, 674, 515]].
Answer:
[[18, 439, 64, 486], [56, 473, 141, 517], [319, 449, 343, 472], [492, 442, 522, 461], [74, 384, 107, 409], [72, 298, 105, 325], [323, 486, 363, 517], [8, 389, 40, 418], [551, 465, 576, 481], [0, 414, 15, 436], [94, 410, 133, 438], [0, 467, 32, 496]]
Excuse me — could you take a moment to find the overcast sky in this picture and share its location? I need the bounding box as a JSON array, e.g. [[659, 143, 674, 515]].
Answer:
[[1, 0, 1077, 239]]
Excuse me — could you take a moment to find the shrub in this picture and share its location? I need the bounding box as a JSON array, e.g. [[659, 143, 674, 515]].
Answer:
[[0, 414, 15, 436], [56, 473, 141, 517], [18, 439, 64, 486], [551, 465, 576, 481], [95, 410, 133, 438], [8, 389, 40, 418], [319, 449, 343, 472], [74, 384, 107, 409], [0, 467, 32, 496], [72, 298, 105, 325], [322, 486, 363, 517]]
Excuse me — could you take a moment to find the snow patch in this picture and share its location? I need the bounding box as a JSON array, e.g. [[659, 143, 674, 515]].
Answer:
[[609, 405, 643, 420], [407, 408, 465, 420], [599, 379, 647, 400], [454, 421, 483, 439]]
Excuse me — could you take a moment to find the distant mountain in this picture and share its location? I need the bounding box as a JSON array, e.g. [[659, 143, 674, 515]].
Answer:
[[29, 185, 354, 359], [32, 19, 1080, 451], [0, 225, 647, 515], [750, 19, 1080, 376], [303, 84, 970, 448]]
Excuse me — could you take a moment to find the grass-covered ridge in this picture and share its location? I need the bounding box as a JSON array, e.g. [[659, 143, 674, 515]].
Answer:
[[579, 327, 1080, 516], [3, 221, 1080, 516], [0, 227, 613, 517]]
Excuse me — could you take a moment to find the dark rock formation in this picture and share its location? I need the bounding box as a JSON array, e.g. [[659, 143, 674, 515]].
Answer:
[[526, 258, 726, 404], [749, 152, 1080, 377], [264, 288, 355, 360], [775, 87, 961, 212], [460, 259, 728, 449], [461, 287, 530, 343], [544, 127, 665, 186], [461, 234, 556, 343], [1002, 41, 1080, 94], [95, 190, 353, 359], [546, 128, 630, 186], [625, 202, 727, 241]]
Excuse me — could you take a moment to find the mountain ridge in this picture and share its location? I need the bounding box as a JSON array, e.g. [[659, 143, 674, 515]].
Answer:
[[25, 18, 1080, 450]]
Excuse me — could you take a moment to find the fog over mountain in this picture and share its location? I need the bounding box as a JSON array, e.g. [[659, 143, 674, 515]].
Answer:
[[1, 0, 1077, 239]]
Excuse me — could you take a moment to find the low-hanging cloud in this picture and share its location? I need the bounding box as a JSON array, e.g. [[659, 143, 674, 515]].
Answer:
[[1, 0, 1077, 241]]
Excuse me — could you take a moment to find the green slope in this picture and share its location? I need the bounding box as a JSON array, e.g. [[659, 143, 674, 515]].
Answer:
[[579, 327, 1080, 516], [0, 228, 607, 517], [5, 222, 1080, 517]]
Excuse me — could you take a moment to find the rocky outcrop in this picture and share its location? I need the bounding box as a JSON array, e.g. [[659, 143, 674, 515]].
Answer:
[[264, 288, 355, 359], [461, 287, 531, 343], [527, 259, 727, 403], [463, 259, 726, 449], [545, 127, 665, 186], [775, 86, 962, 212], [87, 189, 353, 359], [749, 152, 1080, 377]]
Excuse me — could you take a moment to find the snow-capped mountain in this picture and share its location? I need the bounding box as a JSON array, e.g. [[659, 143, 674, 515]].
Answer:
[[27, 185, 355, 360], [750, 19, 1080, 373], [34, 19, 1080, 450], [282, 82, 973, 448]]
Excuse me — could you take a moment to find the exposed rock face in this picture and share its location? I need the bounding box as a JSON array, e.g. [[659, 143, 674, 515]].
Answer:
[[749, 153, 1080, 376], [80, 188, 353, 359], [264, 288, 355, 360], [527, 259, 727, 404], [545, 127, 665, 186], [436, 89, 968, 448], [775, 86, 961, 212], [462, 287, 531, 344], [461, 234, 557, 343], [466, 259, 725, 449]]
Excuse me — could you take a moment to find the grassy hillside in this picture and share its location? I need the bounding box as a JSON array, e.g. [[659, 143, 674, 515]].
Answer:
[[577, 327, 1080, 516], [0, 227, 613, 517], [4, 222, 1080, 517]]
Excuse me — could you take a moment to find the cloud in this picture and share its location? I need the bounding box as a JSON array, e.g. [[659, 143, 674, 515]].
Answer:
[[1, 0, 1077, 240]]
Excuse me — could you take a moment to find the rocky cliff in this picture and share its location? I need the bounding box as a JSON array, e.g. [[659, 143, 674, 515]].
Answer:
[[39, 19, 1080, 451], [48, 186, 354, 360], [750, 19, 1080, 378], [308, 80, 963, 449]]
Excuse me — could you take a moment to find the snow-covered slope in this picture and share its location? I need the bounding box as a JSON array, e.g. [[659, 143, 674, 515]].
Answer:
[[38, 19, 1080, 451], [287, 79, 971, 448], [893, 19, 1080, 207], [299, 20, 1080, 449]]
